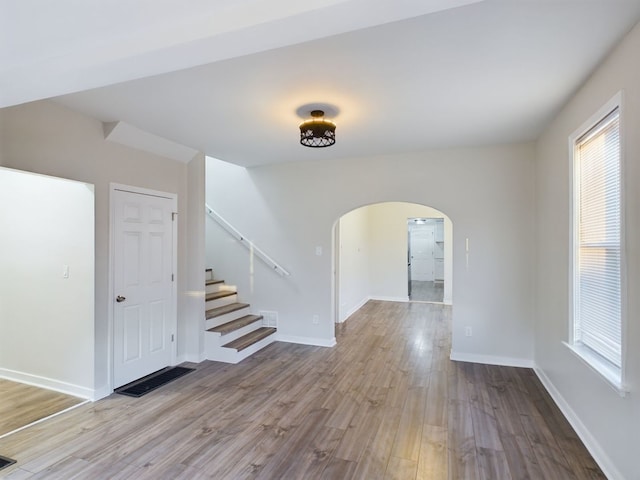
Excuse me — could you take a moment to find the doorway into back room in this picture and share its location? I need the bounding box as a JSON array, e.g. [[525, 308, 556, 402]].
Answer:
[[334, 202, 452, 325], [408, 218, 444, 302]]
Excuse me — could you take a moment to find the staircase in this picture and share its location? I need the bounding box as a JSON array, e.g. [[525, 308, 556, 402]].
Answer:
[[204, 269, 277, 364]]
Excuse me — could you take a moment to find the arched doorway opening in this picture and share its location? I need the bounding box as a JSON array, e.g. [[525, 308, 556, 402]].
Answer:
[[331, 201, 452, 325]]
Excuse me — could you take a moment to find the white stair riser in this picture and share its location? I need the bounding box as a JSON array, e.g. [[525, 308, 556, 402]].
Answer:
[[205, 269, 214, 281], [205, 333, 276, 364], [205, 282, 223, 294], [205, 307, 252, 330], [205, 283, 236, 295], [206, 321, 264, 346], [206, 294, 238, 310]]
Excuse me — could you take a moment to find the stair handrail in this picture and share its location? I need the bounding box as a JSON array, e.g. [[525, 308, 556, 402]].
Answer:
[[205, 203, 291, 277]]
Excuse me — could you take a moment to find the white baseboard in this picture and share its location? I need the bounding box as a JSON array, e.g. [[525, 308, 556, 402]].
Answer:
[[534, 367, 623, 480], [0, 367, 95, 400], [340, 297, 370, 323], [276, 334, 336, 348], [449, 351, 535, 368], [92, 385, 112, 401], [177, 352, 206, 364], [369, 295, 410, 303]]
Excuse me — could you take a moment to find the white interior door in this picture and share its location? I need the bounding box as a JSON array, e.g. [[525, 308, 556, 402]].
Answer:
[[410, 224, 435, 281], [113, 187, 176, 388]]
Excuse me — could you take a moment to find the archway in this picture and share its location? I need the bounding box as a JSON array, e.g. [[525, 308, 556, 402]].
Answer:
[[331, 201, 453, 324]]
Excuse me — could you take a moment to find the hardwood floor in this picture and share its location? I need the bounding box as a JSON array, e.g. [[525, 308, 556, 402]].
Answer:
[[0, 301, 604, 479], [0, 380, 84, 437]]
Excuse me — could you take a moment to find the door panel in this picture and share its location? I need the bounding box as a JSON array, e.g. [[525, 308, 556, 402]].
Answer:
[[123, 306, 142, 362], [149, 300, 166, 353], [124, 232, 142, 285], [410, 225, 435, 281], [113, 189, 175, 388]]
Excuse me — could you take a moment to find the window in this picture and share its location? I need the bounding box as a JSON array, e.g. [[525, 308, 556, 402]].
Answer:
[[569, 96, 625, 392]]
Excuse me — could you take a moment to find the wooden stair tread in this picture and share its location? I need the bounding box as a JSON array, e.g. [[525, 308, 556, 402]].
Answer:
[[207, 315, 263, 335], [205, 290, 236, 301], [222, 327, 276, 351], [205, 278, 224, 286], [206, 302, 250, 319]]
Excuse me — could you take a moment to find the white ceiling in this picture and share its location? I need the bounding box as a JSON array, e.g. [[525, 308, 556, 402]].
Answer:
[[4, 0, 640, 167]]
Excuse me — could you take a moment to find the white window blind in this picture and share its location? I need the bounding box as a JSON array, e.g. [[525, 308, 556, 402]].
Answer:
[[574, 108, 621, 368]]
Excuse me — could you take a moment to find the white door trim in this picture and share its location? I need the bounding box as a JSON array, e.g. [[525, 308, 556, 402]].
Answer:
[[108, 183, 178, 393]]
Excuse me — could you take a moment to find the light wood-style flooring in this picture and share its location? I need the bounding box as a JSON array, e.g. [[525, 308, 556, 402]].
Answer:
[[0, 301, 604, 479], [0, 380, 84, 437]]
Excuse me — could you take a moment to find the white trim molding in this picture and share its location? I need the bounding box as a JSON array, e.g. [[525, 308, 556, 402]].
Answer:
[[369, 295, 410, 303], [339, 296, 370, 323], [449, 351, 535, 368], [177, 352, 207, 365], [92, 385, 112, 401], [534, 367, 624, 480], [276, 334, 336, 348], [0, 368, 95, 400]]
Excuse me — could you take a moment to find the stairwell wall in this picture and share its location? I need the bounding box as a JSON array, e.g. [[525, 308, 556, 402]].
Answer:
[[206, 143, 535, 363]]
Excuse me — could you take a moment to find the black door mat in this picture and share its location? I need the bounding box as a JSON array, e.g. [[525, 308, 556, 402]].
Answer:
[[0, 455, 17, 471], [115, 366, 195, 398]]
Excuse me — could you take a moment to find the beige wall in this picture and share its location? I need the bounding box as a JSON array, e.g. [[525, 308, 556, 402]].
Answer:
[[0, 100, 204, 398], [206, 142, 536, 363], [535, 22, 640, 479], [337, 206, 371, 322]]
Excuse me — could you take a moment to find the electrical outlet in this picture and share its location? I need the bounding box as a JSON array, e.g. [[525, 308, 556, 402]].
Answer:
[[312, 315, 319, 324], [465, 326, 472, 337]]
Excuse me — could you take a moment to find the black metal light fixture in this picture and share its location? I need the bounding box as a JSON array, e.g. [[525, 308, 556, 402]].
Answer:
[[299, 110, 336, 148]]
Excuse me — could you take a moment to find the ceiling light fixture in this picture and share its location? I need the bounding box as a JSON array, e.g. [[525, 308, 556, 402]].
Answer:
[[299, 110, 336, 148]]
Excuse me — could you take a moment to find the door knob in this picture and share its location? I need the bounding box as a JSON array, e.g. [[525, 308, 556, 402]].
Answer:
[[116, 295, 126, 303]]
